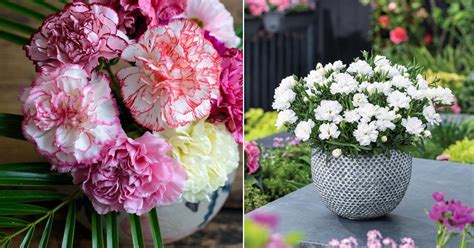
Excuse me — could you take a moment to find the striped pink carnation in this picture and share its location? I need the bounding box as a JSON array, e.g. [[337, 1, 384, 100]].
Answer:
[[72, 132, 187, 215], [21, 65, 121, 172], [24, 2, 128, 73], [117, 19, 221, 132]]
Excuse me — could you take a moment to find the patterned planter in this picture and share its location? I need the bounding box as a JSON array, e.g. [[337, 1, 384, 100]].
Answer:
[[117, 171, 236, 244], [311, 149, 412, 220]]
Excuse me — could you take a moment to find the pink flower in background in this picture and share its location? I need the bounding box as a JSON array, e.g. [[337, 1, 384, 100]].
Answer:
[[378, 15, 389, 29], [25, 2, 128, 73], [244, 141, 261, 174], [270, 0, 290, 11], [267, 234, 292, 248], [388, 2, 398, 12], [21, 65, 121, 172], [209, 48, 243, 144], [184, 0, 241, 48], [117, 20, 221, 132], [329, 231, 414, 248], [138, 0, 187, 25], [389, 27, 408, 44], [249, 212, 279, 229], [88, 0, 147, 38], [436, 154, 450, 161], [437, 97, 462, 113], [423, 34, 433, 44], [246, 0, 269, 16], [329, 237, 358, 247], [428, 192, 474, 230], [72, 132, 187, 215]]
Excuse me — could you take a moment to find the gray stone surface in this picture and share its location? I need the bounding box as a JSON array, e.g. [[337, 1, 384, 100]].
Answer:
[[249, 158, 474, 247]]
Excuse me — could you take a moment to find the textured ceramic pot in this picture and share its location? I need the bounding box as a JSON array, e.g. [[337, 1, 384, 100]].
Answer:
[[117, 171, 236, 244], [311, 149, 412, 220]]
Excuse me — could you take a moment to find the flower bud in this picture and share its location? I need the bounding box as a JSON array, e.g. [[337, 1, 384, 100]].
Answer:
[[332, 149, 342, 158], [381, 136, 388, 142]]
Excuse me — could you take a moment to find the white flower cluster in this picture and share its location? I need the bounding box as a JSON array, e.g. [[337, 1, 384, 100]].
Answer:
[[273, 55, 454, 155]]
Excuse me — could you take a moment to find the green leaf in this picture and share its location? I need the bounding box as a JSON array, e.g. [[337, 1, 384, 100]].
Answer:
[[0, 171, 73, 186], [129, 214, 145, 248], [0, 203, 48, 215], [0, 190, 66, 203], [61, 201, 76, 248], [38, 214, 54, 248], [0, 239, 10, 248], [149, 208, 164, 248], [0, 18, 36, 35], [0, 217, 28, 228], [0, 162, 51, 173], [91, 211, 104, 248], [0, 113, 24, 140], [106, 212, 119, 248], [0, 233, 5, 239], [19, 225, 35, 248], [0, 1, 46, 21], [31, 0, 60, 12]]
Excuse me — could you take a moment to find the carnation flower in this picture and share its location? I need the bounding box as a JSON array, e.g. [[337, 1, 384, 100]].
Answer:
[[352, 93, 368, 107], [21, 65, 121, 172], [89, 0, 146, 37], [343, 110, 360, 123], [325, 60, 346, 72], [330, 73, 359, 95], [276, 109, 298, 128], [118, 19, 221, 132], [354, 122, 379, 146], [246, 0, 269, 16], [390, 27, 408, 44], [304, 69, 325, 88], [357, 103, 380, 123], [318, 123, 340, 140], [428, 86, 454, 105], [269, 0, 290, 11], [378, 15, 389, 29], [138, 0, 187, 25], [347, 60, 373, 76], [209, 48, 243, 144], [390, 75, 412, 89], [387, 91, 411, 109], [272, 76, 297, 111], [72, 132, 187, 215], [244, 141, 260, 174], [315, 100, 343, 123], [25, 2, 128, 73], [185, 0, 241, 48], [294, 119, 314, 141], [401, 117, 425, 136], [154, 120, 239, 202], [407, 86, 426, 100], [422, 105, 441, 125]]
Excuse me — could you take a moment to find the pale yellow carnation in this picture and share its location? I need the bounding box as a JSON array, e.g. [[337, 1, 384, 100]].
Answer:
[[154, 120, 239, 202]]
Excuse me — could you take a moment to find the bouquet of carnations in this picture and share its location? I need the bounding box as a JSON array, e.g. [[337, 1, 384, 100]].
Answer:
[[0, 0, 242, 246], [273, 52, 454, 157]]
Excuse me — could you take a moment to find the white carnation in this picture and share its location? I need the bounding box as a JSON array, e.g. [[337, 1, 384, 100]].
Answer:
[[353, 93, 368, 107], [314, 100, 343, 123], [407, 86, 426, 100], [387, 91, 411, 109], [354, 122, 379, 146], [357, 103, 379, 123], [295, 119, 315, 141], [416, 74, 429, 89], [276, 109, 298, 128], [347, 60, 373, 76], [401, 117, 425, 136], [318, 123, 340, 140], [272, 89, 296, 110], [373, 81, 393, 95], [428, 86, 454, 105], [304, 69, 325, 88], [280, 75, 297, 89], [358, 81, 370, 92], [325, 60, 346, 72], [375, 107, 396, 131], [330, 73, 359, 95], [422, 105, 441, 125], [390, 75, 412, 89], [343, 109, 360, 123]]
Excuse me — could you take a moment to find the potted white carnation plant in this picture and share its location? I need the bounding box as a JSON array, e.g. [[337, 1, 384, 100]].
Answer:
[[273, 52, 454, 219]]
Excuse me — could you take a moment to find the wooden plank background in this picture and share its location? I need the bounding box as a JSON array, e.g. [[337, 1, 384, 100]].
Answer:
[[0, 1, 243, 247]]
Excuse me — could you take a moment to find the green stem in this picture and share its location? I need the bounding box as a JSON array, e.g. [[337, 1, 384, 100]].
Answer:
[[0, 190, 80, 244], [460, 227, 468, 248]]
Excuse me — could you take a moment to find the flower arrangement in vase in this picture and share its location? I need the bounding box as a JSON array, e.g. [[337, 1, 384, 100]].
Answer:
[[273, 52, 454, 219], [0, 0, 242, 246]]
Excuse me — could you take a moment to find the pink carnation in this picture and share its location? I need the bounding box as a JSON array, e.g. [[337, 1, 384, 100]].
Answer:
[[270, 0, 290, 11], [117, 19, 221, 132], [138, 0, 187, 25], [89, 0, 147, 38], [389, 27, 408, 44], [246, 0, 269, 16], [72, 132, 187, 215], [25, 2, 128, 73], [184, 0, 241, 48], [209, 48, 243, 144], [21, 65, 121, 172], [244, 141, 260, 174]]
